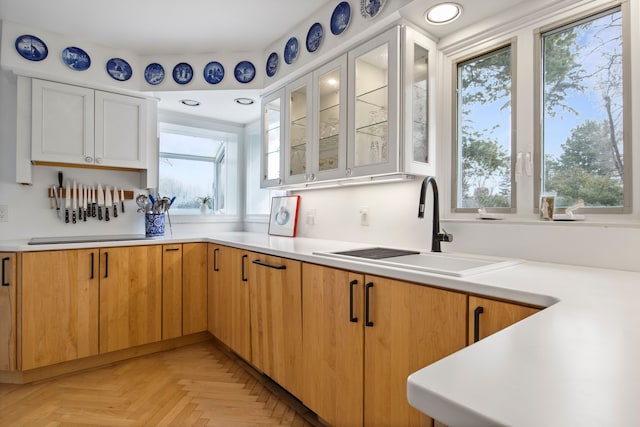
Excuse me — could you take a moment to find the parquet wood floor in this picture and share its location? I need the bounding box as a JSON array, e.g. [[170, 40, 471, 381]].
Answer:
[[0, 340, 322, 427]]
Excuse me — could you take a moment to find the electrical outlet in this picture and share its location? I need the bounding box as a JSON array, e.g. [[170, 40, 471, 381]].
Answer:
[[0, 205, 7, 223], [360, 207, 369, 226], [305, 209, 316, 225]]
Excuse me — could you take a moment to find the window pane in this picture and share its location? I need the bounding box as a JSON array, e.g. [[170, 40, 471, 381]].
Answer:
[[542, 8, 623, 208], [158, 129, 227, 214], [456, 46, 512, 209]]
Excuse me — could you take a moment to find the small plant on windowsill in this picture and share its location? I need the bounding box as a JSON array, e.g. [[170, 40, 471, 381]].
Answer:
[[196, 196, 212, 214]]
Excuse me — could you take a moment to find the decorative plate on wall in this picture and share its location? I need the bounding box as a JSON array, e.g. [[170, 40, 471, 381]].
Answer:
[[284, 37, 299, 64], [15, 34, 48, 61], [306, 22, 324, 53], [203, 61, 225, 84], [330, 2, 351, 35], [360, 0, 387, 19], [106, 58, 132, 81], [266, 52, 279, 78], [144, 63, 165, 85], [173, 62, 193, 84], [62, 46, 91, 71], [234, 61, 256, 84]]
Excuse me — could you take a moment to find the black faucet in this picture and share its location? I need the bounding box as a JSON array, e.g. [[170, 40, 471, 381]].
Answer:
[[418, 176, 453, 252]]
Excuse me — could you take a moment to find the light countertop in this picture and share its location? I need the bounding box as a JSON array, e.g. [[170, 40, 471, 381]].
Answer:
[[2, 231, 639, 426]]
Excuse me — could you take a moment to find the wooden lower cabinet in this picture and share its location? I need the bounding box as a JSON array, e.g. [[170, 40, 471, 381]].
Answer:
[[0, 253, 17, 371], [182, 243, 208, 335], [98, 246, 162, 354], [207, 244, 251, 361], [162, 244, 183, 340], [21, 249, 100, 370], [249, 253, 303, 397], [301, 264, 364, 427], [301, 264, 468, 427], [468, 295, 540, 344]]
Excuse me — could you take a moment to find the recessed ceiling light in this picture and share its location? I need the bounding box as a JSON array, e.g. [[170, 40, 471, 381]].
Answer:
[[180, 99, 200, 107], [234, 97, 255, 105], [424, 3, 462, 25]]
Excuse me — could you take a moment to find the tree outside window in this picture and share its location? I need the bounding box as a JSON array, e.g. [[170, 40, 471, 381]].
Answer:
[[541, 7, 625, 209], [455, 46, 513, 210]]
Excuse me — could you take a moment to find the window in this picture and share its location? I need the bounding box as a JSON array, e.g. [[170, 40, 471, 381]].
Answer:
[[454, 45, 514, 211], [539, 6, 627, 211], [158, 123, 237, 215]]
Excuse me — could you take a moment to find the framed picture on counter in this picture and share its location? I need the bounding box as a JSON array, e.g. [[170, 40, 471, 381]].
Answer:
[[268, 195, 300, 237]]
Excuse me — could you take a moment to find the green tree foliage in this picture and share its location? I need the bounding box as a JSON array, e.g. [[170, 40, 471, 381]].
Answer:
[[458, 47, 511, 208]]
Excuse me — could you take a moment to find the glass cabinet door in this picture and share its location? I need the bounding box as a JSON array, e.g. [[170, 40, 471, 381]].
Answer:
[[348, 26, 399, 177], [313, 55, 347, 181], [261, 89, 284, 187], [284, 75, 313, 184], [403, 26, 437, 177]]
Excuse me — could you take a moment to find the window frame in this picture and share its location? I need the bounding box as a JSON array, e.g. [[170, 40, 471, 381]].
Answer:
[[533, 3, 632, 214], [451, 41, 518, 214], [156, 114, 242, 222]]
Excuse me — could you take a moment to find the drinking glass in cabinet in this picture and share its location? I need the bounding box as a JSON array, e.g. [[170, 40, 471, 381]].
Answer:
[[289, 85, 309, 177], [264, 97, 281, 181]]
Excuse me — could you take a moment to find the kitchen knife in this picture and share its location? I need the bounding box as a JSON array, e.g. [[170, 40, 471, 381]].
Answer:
[[113, 186, 119, 218], [65, 181, 70, 223], [97, 184, 104, 220], [82, 185, 87, 221], [72, 180, 77, 224], [120, 188, 125, 213], [105, 186, 112, 221], [91, 187, 96, 217], [51, 185, 60, 214]]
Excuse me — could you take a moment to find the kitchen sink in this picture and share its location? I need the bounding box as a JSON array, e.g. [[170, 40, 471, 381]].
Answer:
[[314, 247, 523, 277]]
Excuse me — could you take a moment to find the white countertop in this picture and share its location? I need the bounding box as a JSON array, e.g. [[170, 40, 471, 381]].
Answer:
[[2, 231, 639, 426]]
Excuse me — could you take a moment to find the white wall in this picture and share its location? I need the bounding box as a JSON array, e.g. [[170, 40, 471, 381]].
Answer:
[[292, 180, 640, 272]]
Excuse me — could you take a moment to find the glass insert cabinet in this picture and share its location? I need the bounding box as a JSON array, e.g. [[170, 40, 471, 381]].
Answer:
[[260, 24, 436, 188]]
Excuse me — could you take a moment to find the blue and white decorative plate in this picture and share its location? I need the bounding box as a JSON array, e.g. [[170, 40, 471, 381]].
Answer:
[[15, 34, 48, 61], [284, 37, 299, 65], [266, 52, 279, 78], [330, 2, 351, 35], [203, 61, 224, 84], [360, 0, 387, 19], [173, 62, 193, 85], [62, 47, 90, 71], [306, 23, 324, 53], [234, 61, 256, 84], [144, 63, 165, 85], [106, 58, 132, 81]]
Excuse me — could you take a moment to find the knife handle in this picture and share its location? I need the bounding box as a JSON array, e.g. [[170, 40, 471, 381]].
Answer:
[[105, 207, 110, 222], [113, 205, 118, 218], [83, 209, 87, 222], [65, 209, 69, 224], [98, 206, 103, 221], [72, 210, 76, 224], [121, 201, 125, 214], [92, 203, 97, 218]]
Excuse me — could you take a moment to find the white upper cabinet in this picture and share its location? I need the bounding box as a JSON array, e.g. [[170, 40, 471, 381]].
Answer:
[[31, 79, 149, 169], [261, 23, 436, 188]]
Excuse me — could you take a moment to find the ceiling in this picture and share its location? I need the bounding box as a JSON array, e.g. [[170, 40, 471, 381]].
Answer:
[[0, 0, 533, 124]]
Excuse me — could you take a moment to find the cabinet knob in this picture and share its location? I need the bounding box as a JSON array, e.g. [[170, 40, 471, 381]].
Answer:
[[85, 156, 93, 163], [95, 158, 102, 164], [346, 168, 352, 177]]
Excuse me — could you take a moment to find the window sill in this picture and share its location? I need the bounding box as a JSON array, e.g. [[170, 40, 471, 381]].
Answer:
[[443, 214, 640, 229]]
